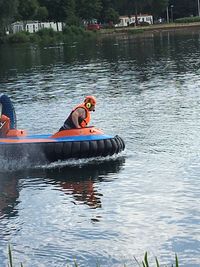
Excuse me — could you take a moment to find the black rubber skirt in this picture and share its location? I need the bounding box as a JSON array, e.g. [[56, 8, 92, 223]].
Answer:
[[1, 135, 125, 163], [45, 135, 125, 162]]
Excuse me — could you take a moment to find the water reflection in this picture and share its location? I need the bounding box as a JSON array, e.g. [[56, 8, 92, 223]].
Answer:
[[0, 174, 19, 219], [38, 157, 125, 209], [0, 157, 125, 220]]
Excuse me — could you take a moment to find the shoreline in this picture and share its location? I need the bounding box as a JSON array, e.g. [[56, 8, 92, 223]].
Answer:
[[1, 22, 200, 45], [100, 22, 200, 36]]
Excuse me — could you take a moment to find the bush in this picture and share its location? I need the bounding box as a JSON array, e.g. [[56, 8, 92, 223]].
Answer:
[[34, 28, 64, 44], [128, 28, 145, 34], [29, 34, 40, 43], [0, 25, 96, 45], [175, 16, 200, 23], [139, 21, 150, 26], [63, 25, 94, 42], [7, 32, 30, 43], [36, 28, 55, 37], [63, 25, 84, 36], [63, 26, 73, 36]]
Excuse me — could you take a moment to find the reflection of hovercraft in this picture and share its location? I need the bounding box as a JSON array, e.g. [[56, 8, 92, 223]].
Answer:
[[0, 173, 19, 218], [43, 157, 125, 181], [3, 157, 125, 210], [35, 157, 125, 209], [0, 95, 125, 163]]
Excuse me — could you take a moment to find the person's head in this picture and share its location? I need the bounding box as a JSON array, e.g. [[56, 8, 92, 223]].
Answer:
[[84, 95, 96, 111]]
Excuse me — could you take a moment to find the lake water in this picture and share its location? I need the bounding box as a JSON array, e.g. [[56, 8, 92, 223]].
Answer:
[[1, 28, 200, 266]]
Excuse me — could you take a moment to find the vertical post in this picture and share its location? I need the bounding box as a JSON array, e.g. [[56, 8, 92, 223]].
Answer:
[[170, 5, 174, 22], [198, 0, 200, 16], [166, 6, 169, 23]]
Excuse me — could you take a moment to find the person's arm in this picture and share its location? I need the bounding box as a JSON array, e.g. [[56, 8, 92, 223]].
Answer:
[[0, 115, 10, 136], [71, 108, 86, 128]]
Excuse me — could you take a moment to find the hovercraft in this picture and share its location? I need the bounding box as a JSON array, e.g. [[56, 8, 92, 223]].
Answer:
[[0, 95, 125, 163]]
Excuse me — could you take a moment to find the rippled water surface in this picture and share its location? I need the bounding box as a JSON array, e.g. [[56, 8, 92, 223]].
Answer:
[[1, 29, 200, 266]]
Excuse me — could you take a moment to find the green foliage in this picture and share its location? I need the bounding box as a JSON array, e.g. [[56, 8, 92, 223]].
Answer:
[[8, 245, 24, 267], [77, 0, 102, 20], [1, 0, 200, 36], [140, 252, 179, 267], [35, 6, 48, 21], [17, 0, 39, 20], [0, 0, 18, 35], [127, 28, 145, 34], [0, 25, 95, 45], [29, 33, 40, 42], [142, 252, 150, 267], [63, 25, 86, 38], [174, 16, 200, 23], [35, 28, 63, 44], [104, 7, 119, 24], [36, 28, 55, 37], [8, 245, 13, 267], [148, 0, 168, 16], [70, 25, 85, 35], [7, 32, 30, 43], [63, 25, 73, 36], [62, 25, 95, 44]]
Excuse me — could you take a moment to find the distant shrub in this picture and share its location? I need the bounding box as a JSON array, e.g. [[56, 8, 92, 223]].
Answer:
[[0, 36, 6, 44], [63, 25, 85, 37], [63, 26, 73, 36], [29, 34, 40, 42], [175, 16, 200, 23], [71, 25, 85, 35], [63, 25, 96, 42], [7, 32, 30, 43], [139, 21, 150, 26], [36, 28, 55, 37], [34, 28, 64, 44], [0, 25, 96, 45], [128, 29, 145, 34]]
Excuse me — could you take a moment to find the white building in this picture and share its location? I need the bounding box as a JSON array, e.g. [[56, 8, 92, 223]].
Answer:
[[11, 21, 63, 34], [115, 14, 153, 27]]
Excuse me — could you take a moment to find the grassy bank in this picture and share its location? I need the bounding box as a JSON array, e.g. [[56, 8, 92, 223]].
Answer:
[[0, 26, 97, 45], [100, 21, 200, 36], [1, 21, 200, 45], [2, 21, 200, 45]]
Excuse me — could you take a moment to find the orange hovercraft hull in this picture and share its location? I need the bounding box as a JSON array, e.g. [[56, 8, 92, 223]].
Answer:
[[0, 127, 125, 163], [0, 94, 125, 163]]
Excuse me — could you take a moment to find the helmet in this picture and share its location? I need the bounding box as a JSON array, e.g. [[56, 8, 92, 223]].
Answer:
[[84, 96, 96, 110], [84, 95, 96, 106]]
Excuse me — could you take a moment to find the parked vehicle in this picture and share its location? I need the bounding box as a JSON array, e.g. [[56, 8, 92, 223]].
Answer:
[[86, 23, 101, 30]]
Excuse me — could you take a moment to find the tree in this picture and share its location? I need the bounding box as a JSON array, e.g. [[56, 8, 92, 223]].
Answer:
[[35, 6, 48, 21], [147, 0, 169, 17], [64, 0, 79, 25], [17, 0, 40, 20], [104, 8, 119, 24], [76, 0, 102, 21], [171, 0, 198, 18], [37, 0, 58, 21], [0, 0, 18, 35]]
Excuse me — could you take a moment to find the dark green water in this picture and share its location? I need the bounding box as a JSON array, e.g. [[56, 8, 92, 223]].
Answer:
[[1, 29, 200, 266]]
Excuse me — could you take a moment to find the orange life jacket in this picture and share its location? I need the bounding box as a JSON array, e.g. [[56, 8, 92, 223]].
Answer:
[[75, 103, 91, 128], [0, 114, 10, 137], [61, 103, 91, 130]]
